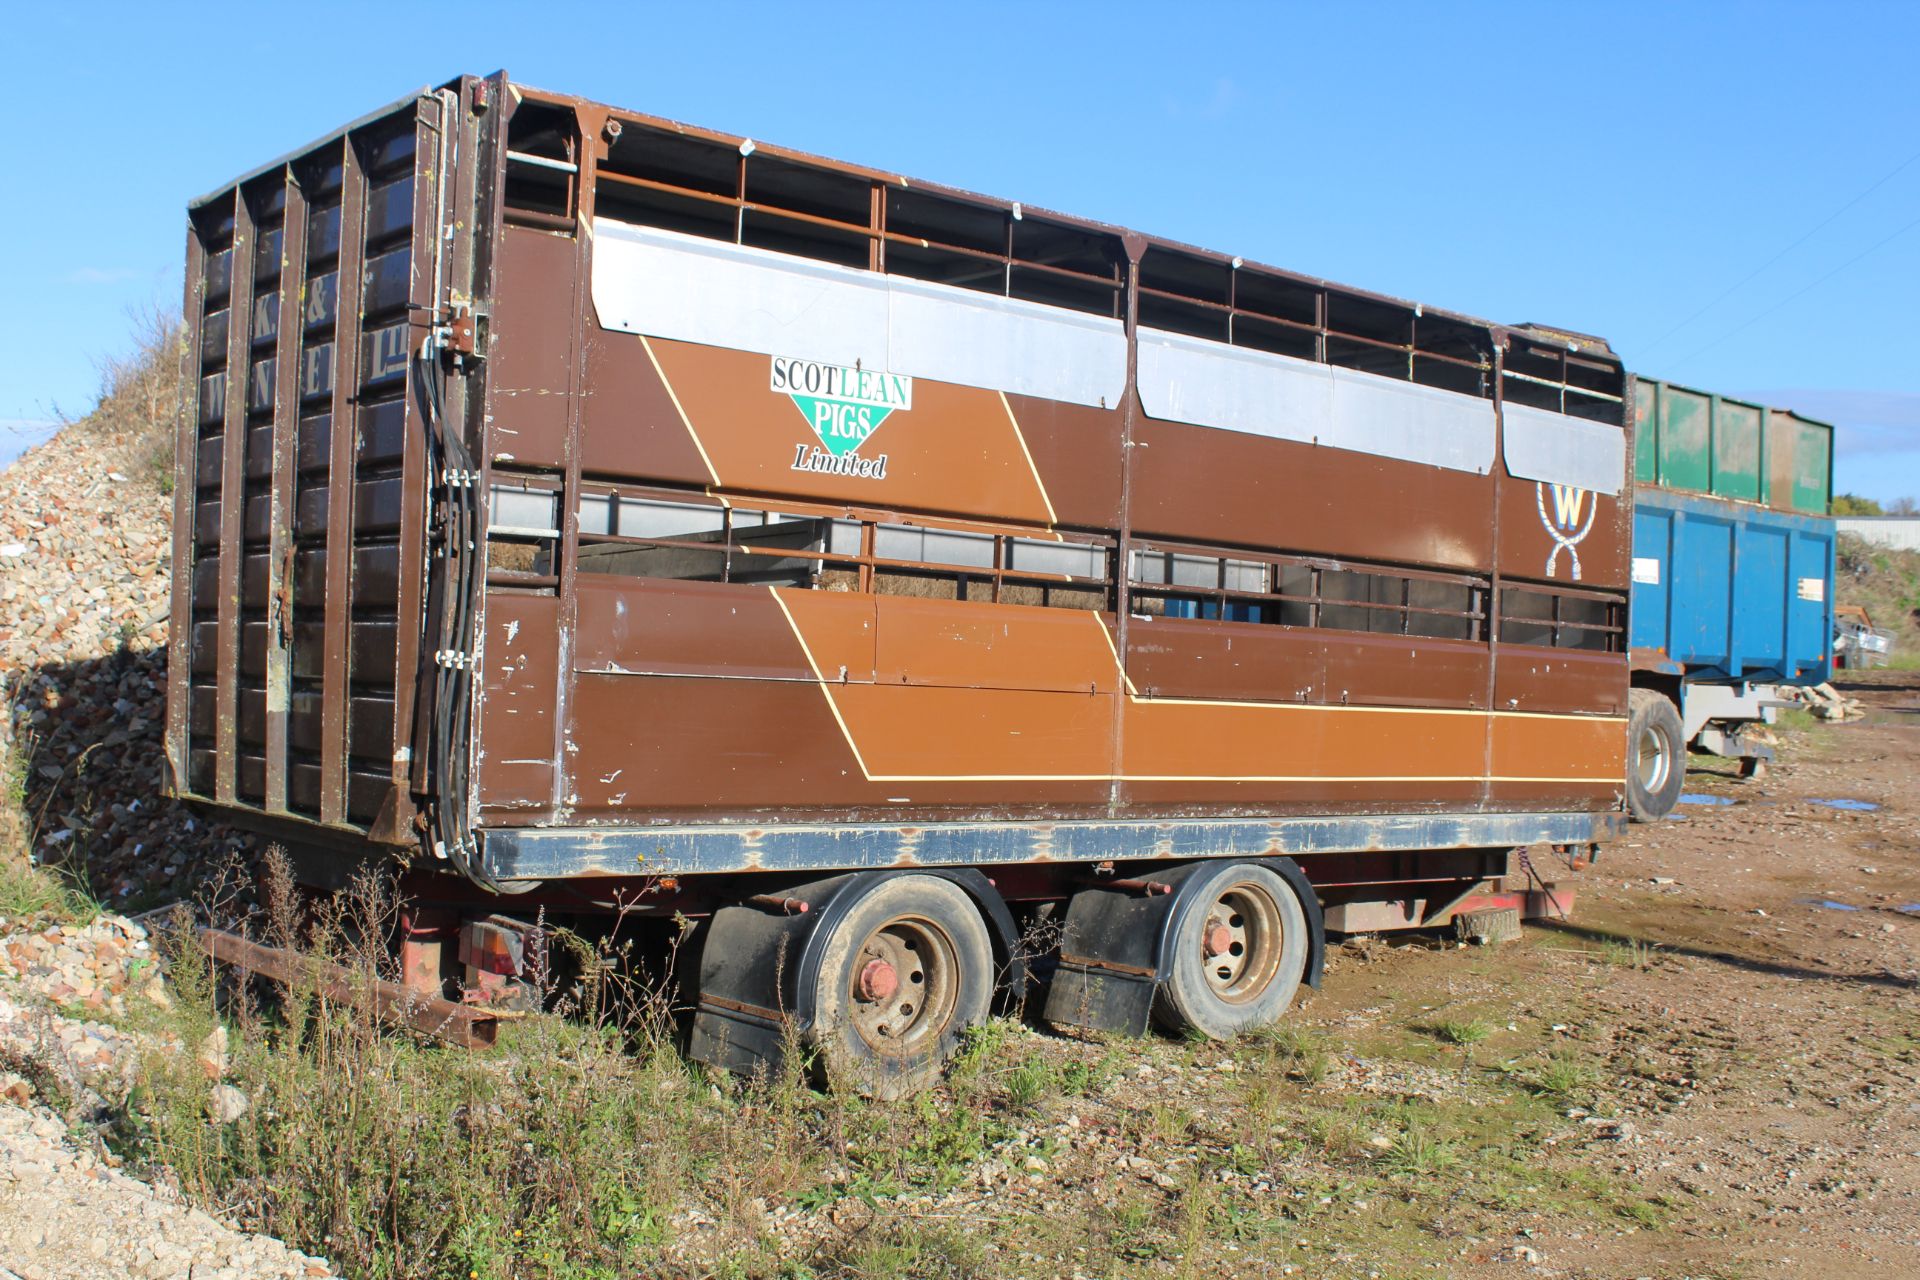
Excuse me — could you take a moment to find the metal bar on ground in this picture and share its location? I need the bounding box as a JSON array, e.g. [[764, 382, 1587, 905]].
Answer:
[[197, 926, 498, 1048]]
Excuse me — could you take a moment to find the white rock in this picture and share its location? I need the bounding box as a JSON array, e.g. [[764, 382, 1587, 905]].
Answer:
[[208, 1084, 249, 1123]]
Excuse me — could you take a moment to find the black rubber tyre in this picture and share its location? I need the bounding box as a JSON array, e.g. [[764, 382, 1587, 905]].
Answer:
[[1152, 862, 1310, 1041], [1626, 688, 1686, 822], [809, 875, 994, 1099]]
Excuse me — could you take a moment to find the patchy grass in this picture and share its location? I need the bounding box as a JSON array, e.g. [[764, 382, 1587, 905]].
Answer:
[[1428, 1016, 1493, 1046], [79, 851, 1741, 1278], [0, 857, 98, 926], [1601, 936, 1663, 971]]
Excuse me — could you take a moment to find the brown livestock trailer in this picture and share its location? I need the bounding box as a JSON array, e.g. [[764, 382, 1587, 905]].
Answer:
[[169, 72, 1632, 1093]]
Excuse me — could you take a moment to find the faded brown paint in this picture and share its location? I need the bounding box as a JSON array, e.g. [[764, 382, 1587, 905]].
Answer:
[[579, 327, 715, 486], [476, 594, 560, 811], [1493, 468, 1631, 591], [645, 338, 1059, 528], [174, 74, 1633, 874], [487, 227, 579, 470], [1132, 417, 1497, 572]]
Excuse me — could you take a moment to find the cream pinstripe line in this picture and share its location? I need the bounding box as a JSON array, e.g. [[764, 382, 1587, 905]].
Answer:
[[999, 390, 1061, 534], [773, 590, 1625, 785], [639, 335, 726, 501]]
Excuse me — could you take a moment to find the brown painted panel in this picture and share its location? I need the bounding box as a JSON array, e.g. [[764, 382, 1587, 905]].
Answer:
[[873, 597, 1119, 695], [807, 682, 1119, 783], [1004, 394, 1124, 529], [1131, 419, 1495, 572], [1119, 778, 1487, 812], [486, 227, 577, 468], [571, 578, 843, 682], [1491, 711, 1624, 783], [1484, 778, 1621, 810], [1322, 634, 1489, 710], [476, 594, 560, 812], [1493, 646, 1627, 717], [1120, 698, 1488, 784], [578, 326, 714, 485], [647, 338, 1057, 528], [765, 587, 877, 682], [1126, 618, 1325, 703], [1494, 471, 1630, 591], [565, 674, 878, 816]]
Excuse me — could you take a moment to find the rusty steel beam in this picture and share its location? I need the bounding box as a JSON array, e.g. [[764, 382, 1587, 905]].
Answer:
[[213, 192, 256, 805], [197, 926, 498, 1048], [320, 138, 367, 826], [264, 167, 309, 814]]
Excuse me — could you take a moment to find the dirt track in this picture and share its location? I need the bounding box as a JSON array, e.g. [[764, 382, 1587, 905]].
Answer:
[[1344, 670, 1920, 1278]]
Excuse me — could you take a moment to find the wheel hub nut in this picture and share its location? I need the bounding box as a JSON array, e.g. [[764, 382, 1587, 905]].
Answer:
[[858, 959, 899, 1002], [1204, 922, 1234, 958]]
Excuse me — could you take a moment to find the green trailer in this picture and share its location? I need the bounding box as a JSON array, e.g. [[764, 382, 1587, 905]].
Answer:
[[1631, 378, 1834, 516]]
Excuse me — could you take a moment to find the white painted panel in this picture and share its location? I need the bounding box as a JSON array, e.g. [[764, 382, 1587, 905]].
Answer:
[[886, 278, 1128, 409], [590, 219, 887, 369], [1328, 366, 1495, 474], [591, 217, 1126, 409], [1136, 328, 1332, 443], [1136, 327, 1495, 474], [1501, 401, 1626, 495]]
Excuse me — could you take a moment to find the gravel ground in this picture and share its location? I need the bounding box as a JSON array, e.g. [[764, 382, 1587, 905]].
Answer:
[[0, 1100, 337, 1280]]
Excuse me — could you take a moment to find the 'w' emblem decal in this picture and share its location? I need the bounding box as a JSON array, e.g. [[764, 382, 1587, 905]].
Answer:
[[1536, 482, 1597, 580]]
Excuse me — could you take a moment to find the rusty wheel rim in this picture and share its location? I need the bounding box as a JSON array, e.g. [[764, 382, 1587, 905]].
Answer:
[[847, 916, 960, 1055], [1201, 882, 1285, 1005]]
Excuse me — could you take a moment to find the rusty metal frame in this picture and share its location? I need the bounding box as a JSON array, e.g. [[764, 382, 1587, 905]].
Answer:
[[198, 926, 497, 1048], [212, 192, 256, 805], [264, 167, 309, 813], [320, 138, 367, 825]]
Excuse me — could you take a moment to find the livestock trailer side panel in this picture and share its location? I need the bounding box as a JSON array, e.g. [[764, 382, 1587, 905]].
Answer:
[[169, 74, 1630, 890], [170, 72, 1638, 1091]]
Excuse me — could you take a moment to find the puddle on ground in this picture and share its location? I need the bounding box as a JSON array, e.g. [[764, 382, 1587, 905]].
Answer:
[[1797, 897, 1861, 911], [1810, 798, 1881, 812], [1898, 904, 1920, 917], [1678, 793, 1736, 806]]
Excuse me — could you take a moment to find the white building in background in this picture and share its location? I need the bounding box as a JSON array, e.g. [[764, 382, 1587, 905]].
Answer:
[[1838, 517, 1920, 551]]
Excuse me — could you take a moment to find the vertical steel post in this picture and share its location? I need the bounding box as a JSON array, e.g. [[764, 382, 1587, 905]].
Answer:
[[321, 139, 368, 825], [264, 168, 309, 813], [214, 193, 257, 804]]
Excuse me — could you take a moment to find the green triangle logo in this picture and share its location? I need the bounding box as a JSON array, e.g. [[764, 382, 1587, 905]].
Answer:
[[788, 395, 896, 457]]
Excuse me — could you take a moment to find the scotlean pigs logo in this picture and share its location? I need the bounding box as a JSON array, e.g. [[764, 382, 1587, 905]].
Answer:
[[771, 356, 911, 480], [1537, 482, 1595, 580]]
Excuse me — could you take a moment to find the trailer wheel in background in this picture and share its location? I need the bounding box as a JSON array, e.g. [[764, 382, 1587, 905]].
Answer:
[[1152, 862, 1310, 1041], [809, 874, 994, 1099], [1626, 688, 1686, 822]]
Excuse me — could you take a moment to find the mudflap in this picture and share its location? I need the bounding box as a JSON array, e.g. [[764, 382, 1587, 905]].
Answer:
[[686, 869, 1023, 1081], [1043, 857, 1325, 1037]]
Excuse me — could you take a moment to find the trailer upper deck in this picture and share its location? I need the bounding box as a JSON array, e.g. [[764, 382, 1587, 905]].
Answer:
[[168, 73, 1631, 887]]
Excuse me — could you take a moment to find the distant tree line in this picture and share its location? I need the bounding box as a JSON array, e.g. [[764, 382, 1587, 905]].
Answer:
[[1833, 495, 1919, 516]]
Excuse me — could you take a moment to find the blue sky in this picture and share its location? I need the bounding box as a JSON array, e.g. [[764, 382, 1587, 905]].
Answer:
[[3, 2, 1917, 499]]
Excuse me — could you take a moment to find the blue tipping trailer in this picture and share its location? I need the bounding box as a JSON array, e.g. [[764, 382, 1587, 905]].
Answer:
[[1622, 486, 1837, 819]]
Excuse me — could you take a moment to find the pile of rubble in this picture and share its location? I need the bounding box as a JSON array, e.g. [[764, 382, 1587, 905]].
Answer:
[[1783, 681, 1867, 722], [0, 419, 245, 906], [0, 912, 169, 1018]]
